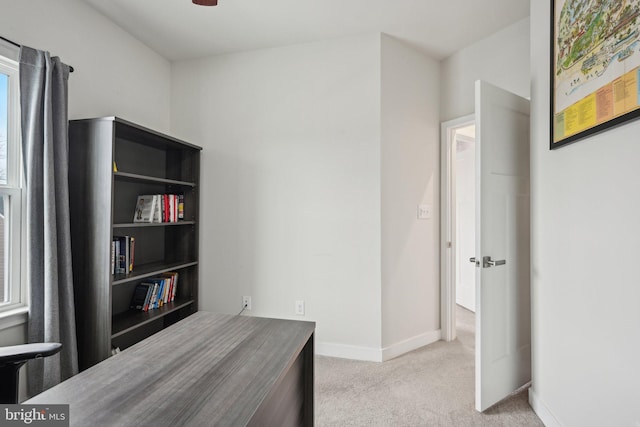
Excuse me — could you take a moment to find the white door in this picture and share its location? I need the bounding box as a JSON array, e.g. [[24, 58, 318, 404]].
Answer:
[[474, 80, 531, 412]]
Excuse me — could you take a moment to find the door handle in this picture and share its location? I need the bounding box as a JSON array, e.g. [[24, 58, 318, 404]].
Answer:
[[483, 256, 506, 268]]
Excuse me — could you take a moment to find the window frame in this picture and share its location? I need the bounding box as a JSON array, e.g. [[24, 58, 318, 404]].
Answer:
[[0, 52, 26, 321]]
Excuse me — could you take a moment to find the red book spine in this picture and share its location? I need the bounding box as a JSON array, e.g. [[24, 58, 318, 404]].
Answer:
[[163, 195, 169, 222]]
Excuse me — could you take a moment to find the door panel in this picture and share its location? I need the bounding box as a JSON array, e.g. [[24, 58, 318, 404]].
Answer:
[[475, 80, 531, 412]]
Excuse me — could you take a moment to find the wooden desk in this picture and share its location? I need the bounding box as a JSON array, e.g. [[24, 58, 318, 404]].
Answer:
[[27, 312, 315, 426]]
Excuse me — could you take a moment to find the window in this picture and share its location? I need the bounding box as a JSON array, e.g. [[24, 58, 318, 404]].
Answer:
[[0, 53, 24, 314]]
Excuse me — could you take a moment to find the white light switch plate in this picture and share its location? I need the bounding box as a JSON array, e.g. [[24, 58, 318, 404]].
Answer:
[[418, 204, 431, 220]]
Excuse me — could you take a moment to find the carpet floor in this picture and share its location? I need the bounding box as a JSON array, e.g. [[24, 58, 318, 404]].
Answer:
[[315, 306, 543, 426]]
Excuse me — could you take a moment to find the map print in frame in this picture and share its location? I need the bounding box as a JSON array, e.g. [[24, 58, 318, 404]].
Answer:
[[552, 0, 640, 149]]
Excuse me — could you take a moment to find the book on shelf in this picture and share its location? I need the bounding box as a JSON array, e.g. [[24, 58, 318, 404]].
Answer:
[[112, 237, 124, 274], [129, 237, 135, 272], [159, 272, 179, 303], [146, 282, 159, 311], [162, 194, 178, 223], [112, 239, 119, 274], [130, 272, 180, 312], [111, 241, 115, 276], [144, 278, 165, 309], [163, 195, 169, 223], [133, 195, 157, 223], [178, 194, 184, 220], [112, 235, 135, 275], [153, 195, 162, 223], [135, 193, 185, 223], [169, 195, 172, 222], [130, 283, 153, 310]]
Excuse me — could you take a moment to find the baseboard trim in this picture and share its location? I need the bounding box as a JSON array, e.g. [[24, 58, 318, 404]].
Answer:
[[529, 388, 562, 427], [315, 342, 383, 362], [381, 330, 442, 361], [316, 330, 442, 362]]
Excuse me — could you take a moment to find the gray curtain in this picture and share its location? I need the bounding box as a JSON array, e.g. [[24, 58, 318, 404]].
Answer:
[[19, 46, 78, 397]]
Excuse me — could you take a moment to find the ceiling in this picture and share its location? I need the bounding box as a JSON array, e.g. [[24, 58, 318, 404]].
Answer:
[[81, 0, 529, 62]]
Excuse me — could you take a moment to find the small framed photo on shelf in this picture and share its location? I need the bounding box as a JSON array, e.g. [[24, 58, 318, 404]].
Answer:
[[551, 0, 640, 149]]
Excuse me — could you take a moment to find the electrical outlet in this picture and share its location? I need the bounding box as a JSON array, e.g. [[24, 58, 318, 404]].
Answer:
[[242, 296, 252, 311], [295, 300, 305, 316]]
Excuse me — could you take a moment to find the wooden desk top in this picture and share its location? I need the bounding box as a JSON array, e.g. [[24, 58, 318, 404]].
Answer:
[[27, 312, 315, 426]]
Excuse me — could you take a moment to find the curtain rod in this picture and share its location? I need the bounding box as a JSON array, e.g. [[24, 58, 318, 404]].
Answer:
[[0, 35, 75, 72]]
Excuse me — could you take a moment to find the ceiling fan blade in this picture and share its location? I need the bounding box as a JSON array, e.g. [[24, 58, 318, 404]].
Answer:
[[192, 0, 218, 5]]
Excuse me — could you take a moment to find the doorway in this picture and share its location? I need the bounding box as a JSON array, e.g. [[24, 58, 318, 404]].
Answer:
[[439, 114, 475, 342], [453, 124, 476, 313], [440, 81, 531, 412]]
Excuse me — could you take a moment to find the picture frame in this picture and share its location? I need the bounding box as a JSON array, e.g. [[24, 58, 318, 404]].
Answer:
[[551, 0, 640, 149]]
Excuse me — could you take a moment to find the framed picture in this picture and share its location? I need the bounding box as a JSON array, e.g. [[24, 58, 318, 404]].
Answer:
[[551, 0, 640, 149]]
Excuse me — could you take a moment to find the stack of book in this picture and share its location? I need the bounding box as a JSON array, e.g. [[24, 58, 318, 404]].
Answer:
[[129, 272, 179, 312], [112, 236, 135, 275], [133, 194, 184, 223]]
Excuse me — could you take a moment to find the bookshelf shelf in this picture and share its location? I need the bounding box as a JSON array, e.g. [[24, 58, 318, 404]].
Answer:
[[112, 261, 199, 286], [114, 171, 196, 187], [69, 117, 201, 371], [111, 298, 196, 338], [113, 221, 196, 229]]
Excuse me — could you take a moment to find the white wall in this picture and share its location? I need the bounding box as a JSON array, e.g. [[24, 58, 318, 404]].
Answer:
[[0, 0, 171, 132], [380, 36, 441, 353], [529, 2, 640, 426], [171, 34, 384, 356], [0, 0, 171, 346], [441, 18, 531, 122]]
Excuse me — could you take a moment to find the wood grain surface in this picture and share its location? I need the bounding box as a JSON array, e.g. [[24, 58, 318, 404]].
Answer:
[[27, 312, 315, 426]]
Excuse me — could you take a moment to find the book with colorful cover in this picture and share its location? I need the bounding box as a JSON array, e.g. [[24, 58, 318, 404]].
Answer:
[[144, 278, 166, 309], [146, 283, 159, 311], [159, 272, 179, 303], [178, 194, 184, 220]]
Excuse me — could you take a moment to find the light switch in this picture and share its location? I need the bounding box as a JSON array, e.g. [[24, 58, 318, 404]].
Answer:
[[418, 204, 431, 220]]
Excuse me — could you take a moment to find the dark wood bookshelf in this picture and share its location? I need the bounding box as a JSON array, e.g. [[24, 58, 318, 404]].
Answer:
[[68, 117, 201, 371]]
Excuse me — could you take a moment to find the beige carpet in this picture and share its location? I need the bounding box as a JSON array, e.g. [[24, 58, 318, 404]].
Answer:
[[315, 306, 543, 426]]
